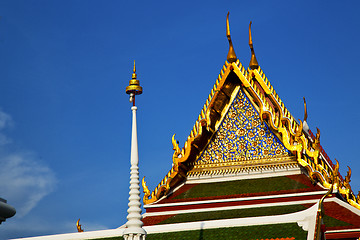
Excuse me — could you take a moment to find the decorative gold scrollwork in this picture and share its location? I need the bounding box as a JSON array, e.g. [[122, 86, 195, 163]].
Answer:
[[76, 219, 84, 232], [343, 166, 352, 191], [142, 177, 151, 204]]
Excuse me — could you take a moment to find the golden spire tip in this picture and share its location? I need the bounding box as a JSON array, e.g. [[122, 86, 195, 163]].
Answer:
[[226, 12, 237, 63], [249, 21, 259, 70], [249, 21, 253, 45], [132, 60, 137, 79], [126, 60, 142, 96], [226, 12, 230, 38]]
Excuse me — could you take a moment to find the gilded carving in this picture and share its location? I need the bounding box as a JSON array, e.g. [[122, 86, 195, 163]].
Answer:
[[197, 89, 289, 165], [343, 166, 352, 191]]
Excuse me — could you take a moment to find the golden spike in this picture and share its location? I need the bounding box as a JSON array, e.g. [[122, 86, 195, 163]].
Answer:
[[76, 218, 84, 232], [249, 21, 259, 70], [226, 12, 237, 63], [303, 97, 308, 122], [132, 60, 136, 78]]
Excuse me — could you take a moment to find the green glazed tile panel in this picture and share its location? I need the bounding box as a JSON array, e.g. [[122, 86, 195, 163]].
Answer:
[[174, 176, 308, 200], [323, 214, 351, 227], [157, 204, 307, 225]]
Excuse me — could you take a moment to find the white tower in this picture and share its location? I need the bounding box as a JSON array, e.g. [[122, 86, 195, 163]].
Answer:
[[122, 61, 146, 240]]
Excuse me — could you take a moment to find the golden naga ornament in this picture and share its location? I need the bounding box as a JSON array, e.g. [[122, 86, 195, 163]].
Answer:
[[343, 166, 352, 191], [76, 218, 84, 232], [333, 159, 341, 190]]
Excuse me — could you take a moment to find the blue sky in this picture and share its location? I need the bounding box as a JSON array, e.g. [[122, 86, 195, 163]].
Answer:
[[0, 0, 360, 239]]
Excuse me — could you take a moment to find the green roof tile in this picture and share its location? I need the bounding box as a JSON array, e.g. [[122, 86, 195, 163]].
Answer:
[[174, 176, 309, 200], [323, 214, 351, 228], [156, 204, 307, 225]]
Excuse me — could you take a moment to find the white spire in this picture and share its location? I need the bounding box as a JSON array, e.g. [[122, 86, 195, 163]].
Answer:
[[122, 105, 146, 240]]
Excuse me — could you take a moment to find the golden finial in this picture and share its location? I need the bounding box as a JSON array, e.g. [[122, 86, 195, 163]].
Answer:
[[132, 60, 136, 79], [76, 218, 84, 232], [303, 97, 308, 122], [126, 60, 143, 96], [226, 12, 237, 63], [249, 21, 259, 70]]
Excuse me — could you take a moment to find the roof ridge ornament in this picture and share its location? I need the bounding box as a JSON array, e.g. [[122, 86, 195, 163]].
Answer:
[[302, 97, 310, 133], [249, 21, 259, 70], [226, 12, 237, 63], [314, 171, 335, 240]]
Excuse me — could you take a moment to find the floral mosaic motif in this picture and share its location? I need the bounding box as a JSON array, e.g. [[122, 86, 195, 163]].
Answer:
[[197, 89, 290, 164]]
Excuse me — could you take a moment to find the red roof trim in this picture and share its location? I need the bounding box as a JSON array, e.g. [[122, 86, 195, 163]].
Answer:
[[326, 231, 360, 239]]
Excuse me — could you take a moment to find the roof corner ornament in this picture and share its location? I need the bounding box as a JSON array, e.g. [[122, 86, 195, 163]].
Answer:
[[123, 61, 146, 240], [172, 134, 182, 160], [314, 173, 334, 240], [76, 219, 84, 232], [248, 21, 259, 70], [302, 97, 310, 133], [226, 12, 237, 63]]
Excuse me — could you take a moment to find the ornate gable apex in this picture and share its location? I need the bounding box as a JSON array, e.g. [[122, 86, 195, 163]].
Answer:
[[189, 79, 294, 178], [142, 21, 360, 210]]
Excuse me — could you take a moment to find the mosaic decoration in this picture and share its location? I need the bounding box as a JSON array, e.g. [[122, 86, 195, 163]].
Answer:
[[196, 88, 290, 165]]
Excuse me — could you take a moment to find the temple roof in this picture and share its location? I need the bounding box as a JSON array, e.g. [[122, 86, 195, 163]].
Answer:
[[142, 57, 360, 210]]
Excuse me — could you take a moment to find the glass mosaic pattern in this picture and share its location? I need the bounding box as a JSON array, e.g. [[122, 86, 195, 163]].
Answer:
[[197, 88, 290, 165]]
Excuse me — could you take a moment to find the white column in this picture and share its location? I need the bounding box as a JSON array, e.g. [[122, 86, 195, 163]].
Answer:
[[123, 106, 146, 240]]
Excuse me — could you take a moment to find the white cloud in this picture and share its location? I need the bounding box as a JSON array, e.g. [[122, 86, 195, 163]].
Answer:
[[0, 218, 109, 240], [0, 109, 57, 218], [0, 110, 13, 130], [0, 109, 13, 145], [0, 152, 57, 217]]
